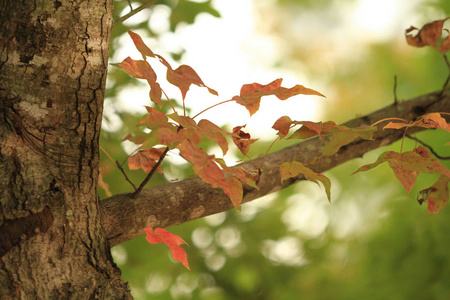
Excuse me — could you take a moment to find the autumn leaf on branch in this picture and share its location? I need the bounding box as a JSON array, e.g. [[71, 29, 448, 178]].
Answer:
[[112, 57, 163, 106], [353, 146, 450, 213], [156, 54, 218, 100], [418, 175, 450, 214], [232, 126, 258, 156], [405, 18, 450, 54], [127, 29, 155, 59], [273, 118, 376, 156], [384, 112, 450, 133], [128, 148, 165, 174], [232, 78, 324, 116], [177, 140, 243, 208], [144, 228, 190, 270], [280, 161, 331, 202]]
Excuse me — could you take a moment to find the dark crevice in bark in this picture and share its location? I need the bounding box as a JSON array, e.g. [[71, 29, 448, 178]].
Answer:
[[0, 206, 54, 257]]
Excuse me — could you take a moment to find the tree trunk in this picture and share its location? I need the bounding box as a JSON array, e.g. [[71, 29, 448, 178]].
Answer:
[[0, 0, 131, 298]]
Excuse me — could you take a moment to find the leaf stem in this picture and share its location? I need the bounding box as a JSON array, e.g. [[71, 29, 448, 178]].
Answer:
[[370, 117, 408, 127], [259, 136, 280, 171], [100, 145, 137, 190], [133, 146, 170, 198], [192, 99, 235, 120]]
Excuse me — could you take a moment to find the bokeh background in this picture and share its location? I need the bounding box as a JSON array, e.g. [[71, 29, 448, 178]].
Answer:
[[100, 0, 450, 299]]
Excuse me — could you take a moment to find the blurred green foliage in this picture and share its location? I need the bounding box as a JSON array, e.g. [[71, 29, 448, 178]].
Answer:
[[101, 1, 450, 299]]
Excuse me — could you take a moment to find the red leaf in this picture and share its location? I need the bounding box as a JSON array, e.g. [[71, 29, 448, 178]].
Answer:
[[233, 79, 324, 116], [156, 55, 217, 100], [232, 126, 258, 156], [112, 57, 162, 106], [418, 175, 450, 214], [127, 29, 155, 59], [144, 228, 190, 270], [128, 148, 165, 174], [198, 119, 231, 155], [177, 140, 244, 208], [139, 107, 169, 129], [272, 116, 293, 138], [280, 161, 331, 202]]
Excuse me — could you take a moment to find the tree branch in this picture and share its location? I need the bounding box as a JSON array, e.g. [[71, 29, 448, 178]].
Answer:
[[101, 91, 450, 247]]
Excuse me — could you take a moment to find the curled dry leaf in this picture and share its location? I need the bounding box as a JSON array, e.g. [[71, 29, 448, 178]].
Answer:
[[405, 18, 450, 54], [232, 126, 258, 156]]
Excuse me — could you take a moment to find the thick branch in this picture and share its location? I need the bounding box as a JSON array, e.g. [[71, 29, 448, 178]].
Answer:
[[102, 91, 450, 247]]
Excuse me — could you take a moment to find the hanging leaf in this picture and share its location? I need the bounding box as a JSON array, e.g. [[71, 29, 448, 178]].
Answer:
[[232, 78, 324, 116], [177, 140, 243, 208], [418, 175, 450, 214], [280, 161, 331, 202], [384, 113, 450, 132], [353, 147, 450, 196], [128, 148, 165, 174], [232, 126, 258, 156], [144, 228, 190, 270], [198, 119, 231, 155], [127, 29, 155, 59], [139, 107, 170, 129], [405, 18, 450, 54], [156, 54, 218, 100]]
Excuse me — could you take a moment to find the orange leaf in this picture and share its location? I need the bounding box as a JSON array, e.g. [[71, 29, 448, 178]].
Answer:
[[418, 175, 450, 214], [232, 126, 258, 156], [384, 113, 450, 132], [112, 57, 162, 106], [280, 161, 331, 202], [128, 148, 165, 174], [288, 121, 375, 155], [233, 79, 324, 116], [139, 107, 169, 129], [144, 228, 190, 270], [272, 116, 293, 138], [127, 29, 155, 59], [353, 147, 450, 196], [177, 140, 243, 208], [156, 54, 217, 100], [198, 119, 230, 155]]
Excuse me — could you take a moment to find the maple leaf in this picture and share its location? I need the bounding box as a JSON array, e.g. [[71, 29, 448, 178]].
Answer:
[[112, 57, 163, 106], [233, 78, 324, 116], [272, 116, 293, 139], [280, 161, 331, 202], [139, 106, 170, 129], [127, 29, 155, 59], [353, 146, 450, 196], [384, 113, 450, 132], [140, 127, 184, 149], [232, 126, 258, 156], [128, 148, 165, 174], [405, 18, 450, 54], [287, 121, 376, 156], [418, 175, 450, 214], [156, 54, 218, 100], [144, 227, 190, 270], [214, 158, 259, 189], [197, 119, 231, 155], [177, 140, 243, 208]]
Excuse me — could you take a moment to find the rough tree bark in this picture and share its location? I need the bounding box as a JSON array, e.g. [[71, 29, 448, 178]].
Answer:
[[0, 0, 449, 299], [0, 0, 131, 298]]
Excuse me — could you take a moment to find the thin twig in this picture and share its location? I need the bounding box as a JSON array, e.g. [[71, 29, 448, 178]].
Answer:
[[132, 146, 170, 197], [440, 54, 450, 97], [406, 134, 450, 160], [393, 75, 398, 105], [113, 0, 158, 28], [100, 145, 138, 190], [116, 160, 137, 190]]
